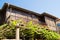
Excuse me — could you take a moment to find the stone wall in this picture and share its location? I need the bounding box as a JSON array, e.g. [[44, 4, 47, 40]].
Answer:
[[56, 19, 60, 33], [45, 16, 56, 31], [6, 9, 39, 24]]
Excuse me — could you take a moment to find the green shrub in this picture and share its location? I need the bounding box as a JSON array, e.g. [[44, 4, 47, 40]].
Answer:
[[0, 20, 60, 40]]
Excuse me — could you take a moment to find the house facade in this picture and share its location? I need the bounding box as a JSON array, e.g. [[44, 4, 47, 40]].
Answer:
[[0, 3, 60, 32]]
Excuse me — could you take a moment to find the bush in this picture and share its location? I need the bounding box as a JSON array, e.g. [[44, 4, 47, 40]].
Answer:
[[0, 20, 60, 40]]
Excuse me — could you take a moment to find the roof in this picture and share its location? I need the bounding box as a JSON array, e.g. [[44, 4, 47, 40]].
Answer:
[[56, 19, 60, 21], [41, 12, 58, 19], [2, 3, 41, 17], [1, 3, 59, 20]]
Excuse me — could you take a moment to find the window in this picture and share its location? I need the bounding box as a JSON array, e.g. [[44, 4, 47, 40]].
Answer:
[[57, 23, 60, 27]]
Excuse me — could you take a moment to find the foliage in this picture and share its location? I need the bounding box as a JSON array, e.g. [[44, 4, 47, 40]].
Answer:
[[35, 28, 60, 40], [0, 20, 60, 40]]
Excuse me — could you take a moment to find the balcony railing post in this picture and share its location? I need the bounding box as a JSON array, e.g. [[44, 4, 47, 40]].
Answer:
[[16, 24, 20, 40]]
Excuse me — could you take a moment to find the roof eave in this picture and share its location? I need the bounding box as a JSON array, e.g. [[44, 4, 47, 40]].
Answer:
[[2, 3, 41, 17], [41, 12, 58, 19]]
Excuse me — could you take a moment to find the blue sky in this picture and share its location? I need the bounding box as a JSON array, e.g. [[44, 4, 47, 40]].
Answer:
[[0, 0, 60, 18]]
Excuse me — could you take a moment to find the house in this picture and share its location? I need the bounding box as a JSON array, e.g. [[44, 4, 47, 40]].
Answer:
[[0, 3, 60, 32], [56, 19, 60, 33]]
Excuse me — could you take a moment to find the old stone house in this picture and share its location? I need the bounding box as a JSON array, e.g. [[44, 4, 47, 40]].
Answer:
[[0, 3, 60, 32]]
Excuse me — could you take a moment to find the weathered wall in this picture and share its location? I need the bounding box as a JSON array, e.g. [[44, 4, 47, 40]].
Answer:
[[45, 16, 56, 31], [56, 20, 60, 33], [6, 9, 39, 24], [56, 20, 60, 24]]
